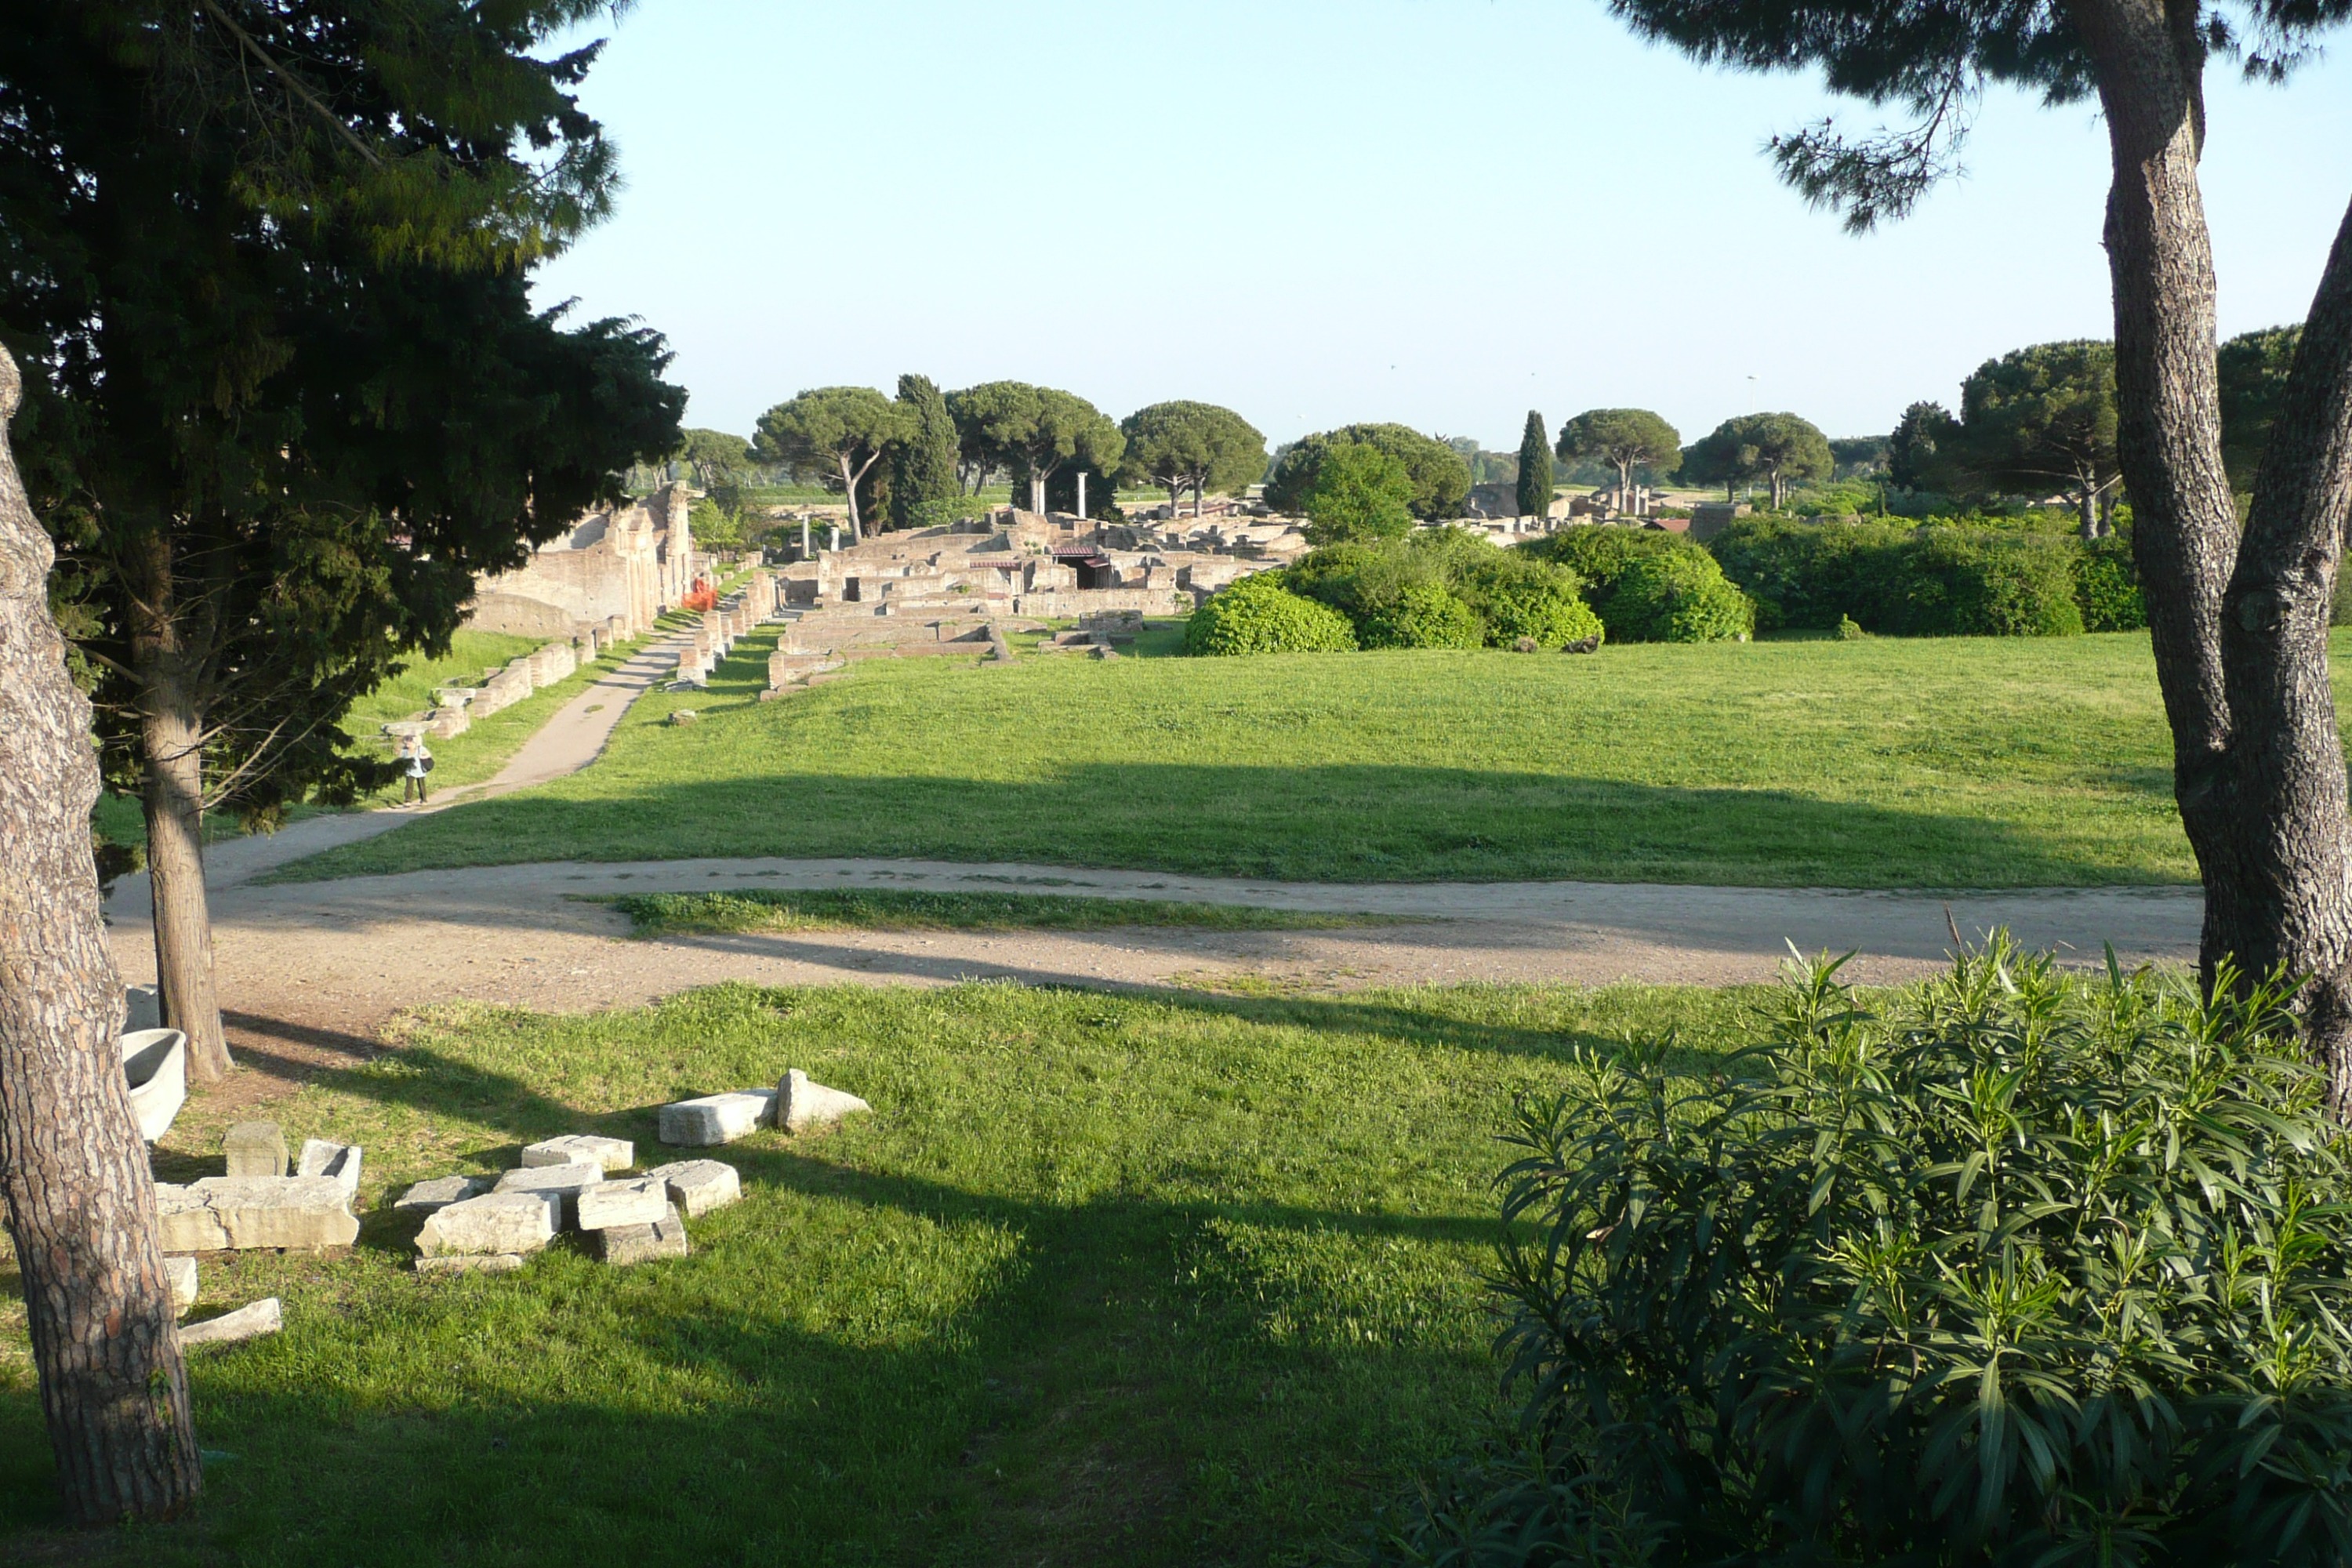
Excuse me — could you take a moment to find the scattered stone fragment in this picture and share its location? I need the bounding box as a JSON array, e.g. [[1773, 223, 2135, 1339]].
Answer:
[[593, 1203, 689, 1266], [415, 1254, 526, 1276], [643, 1159, 741, 1218], [178, 1297, 281, 1348], [575, 1176, 670, 1232], [154, 1184, 229, 1252], [223, 1121, 288, 1178], [775, 1069, 871, 1134], [164, 1256, 198, 1315], [492, 1161, 606, 1226], [521, 1134, 633, 1173], [187, 1176, 361, 1252], [394, 1175, 487, 1214], [670, 708, 698, 725], [417, 1192, 559, 1258], [657, 1089, 775, 1146], [295, 1138, 363, 1194]]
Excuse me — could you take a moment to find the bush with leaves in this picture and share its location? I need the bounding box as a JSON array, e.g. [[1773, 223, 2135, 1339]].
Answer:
[[1895, 527, 2084, 637], [1516, 528, 1687, 626], [1283, 530, 1602, 651], [2077, 532, 2148, 632], [1377, 943, 2352, 1568], [1182, 572, 1357, 655], [1359, 582, 1484, 649], [1605, 550, 1754, 643]]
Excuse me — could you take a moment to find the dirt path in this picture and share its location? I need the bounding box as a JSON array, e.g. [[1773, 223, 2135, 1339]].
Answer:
[[105, 851, 2204, 1105]]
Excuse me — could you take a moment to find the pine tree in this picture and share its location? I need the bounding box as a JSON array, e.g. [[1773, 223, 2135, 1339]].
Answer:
[[891, 374, 963, 531], [1515, 411, 1554, 519]]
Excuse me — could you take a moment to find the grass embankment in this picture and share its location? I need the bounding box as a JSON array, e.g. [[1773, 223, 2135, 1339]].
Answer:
[[608, 887, 1400, 937], [277, 626, 2285, 889], [0, 979, 1752, 1565]]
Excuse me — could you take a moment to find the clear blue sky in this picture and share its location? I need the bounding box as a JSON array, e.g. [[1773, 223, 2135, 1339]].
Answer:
[[532, 0, 2352, 452]]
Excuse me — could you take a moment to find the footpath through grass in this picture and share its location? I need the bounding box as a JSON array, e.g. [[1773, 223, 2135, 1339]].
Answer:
[[607, 887, 1402, 936], [0, 979, 1751, 1566], [273, 627, 2316, 889]]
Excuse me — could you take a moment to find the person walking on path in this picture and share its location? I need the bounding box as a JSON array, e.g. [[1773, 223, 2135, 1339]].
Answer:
[[397, 732, 434, 807]]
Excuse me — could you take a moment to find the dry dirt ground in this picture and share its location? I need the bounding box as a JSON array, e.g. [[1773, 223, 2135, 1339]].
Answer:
[[105, 853, 2204, 1109]]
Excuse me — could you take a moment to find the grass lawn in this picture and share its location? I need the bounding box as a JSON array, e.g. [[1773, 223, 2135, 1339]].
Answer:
[[272, 625, 2314, 889], [0, 979, 1755, 1566], [608, 887, 1403, 936]]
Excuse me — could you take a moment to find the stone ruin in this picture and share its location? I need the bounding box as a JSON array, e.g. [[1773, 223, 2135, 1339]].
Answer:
[[753, 506, 1308, 700]]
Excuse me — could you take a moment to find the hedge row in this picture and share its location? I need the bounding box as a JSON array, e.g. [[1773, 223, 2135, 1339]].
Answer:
[[1704, 516, 2147, 636], [1517, 528, 1753, 644]]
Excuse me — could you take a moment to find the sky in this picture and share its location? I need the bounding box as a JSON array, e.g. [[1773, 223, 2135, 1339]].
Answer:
[[531, 0, 2352, 452]]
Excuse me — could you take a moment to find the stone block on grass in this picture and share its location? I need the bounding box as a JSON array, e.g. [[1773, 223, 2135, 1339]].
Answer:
[[492, 1161, 605, 1226], [643, 1159, 741, 1218], [575, 1176, 670, 1232], [521, 1134, 633, 1173], [179, 1297, 281, 1348], [593, 1203, 690, 1267], [657, 1090, 775, 1147], [295, 1138, 363, 1194], [394, 1175, 486, 1214], [164, 1255, 198, 1315], [187, 1176, 360, 1252], [154, 1184, 228, 1253], [417, 1192, 559, 1258], [776, 1069, 871, 1134], [223, 1121, 288, 1178]]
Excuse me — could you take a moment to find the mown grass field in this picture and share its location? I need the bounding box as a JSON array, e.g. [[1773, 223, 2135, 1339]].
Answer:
[[608, 887, 1401, 936], [271, 626, 2328, 889], [0, 979, 1755, 1566]]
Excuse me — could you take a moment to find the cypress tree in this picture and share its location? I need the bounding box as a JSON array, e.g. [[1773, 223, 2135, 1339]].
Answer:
[[891, 373, 963, 530], [1516, 410, 1554, 519]]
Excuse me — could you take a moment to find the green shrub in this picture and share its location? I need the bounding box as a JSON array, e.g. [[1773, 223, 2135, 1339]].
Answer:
[[1835, 613, 1867, 639], [1517, 525, 1685, 622], [1895, 527, 2084, 637], [1359, 583, 1484, 649], [1606, 550, 1753, 643], [1298, 440, 1417, 545], [2078, 533, 2148, 631], [1707, 516, 1914, 631], [1182, 573, 1357, 655], [1381, 944, 2352, 1567]]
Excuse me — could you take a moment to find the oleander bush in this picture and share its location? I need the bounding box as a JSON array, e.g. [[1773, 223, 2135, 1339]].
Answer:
[[1375, 942, 2352, 1568], [1182, 571, 1358, 655], [1605, 549, 1755, 644]]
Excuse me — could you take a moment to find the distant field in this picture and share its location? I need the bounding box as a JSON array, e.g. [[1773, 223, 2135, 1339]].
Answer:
[[265, 625, 2283, 889]]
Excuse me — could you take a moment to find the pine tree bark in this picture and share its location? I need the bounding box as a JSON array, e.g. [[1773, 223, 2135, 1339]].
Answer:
[[123, 531, 231, 1085], [0, 346, 203, 1520], [2074, 0, 2352, 1108]]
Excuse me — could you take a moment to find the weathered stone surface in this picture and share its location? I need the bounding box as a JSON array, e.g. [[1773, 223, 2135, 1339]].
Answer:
[[165, 1255, 198, 1315], [223, 1120, 288, 1178], [154, 1183, 229, 1252], [593, 1203, 689, 1266], [415, 1253, 526, 1276], [394, 1174, 487, 1213], [417, 1192, 559, 1258], [179, 1297, 281, 1348], [776, 1069, 871, 1134], [189, 1176, 361, 1252], [644, 1159, 742, 1218], [658, 1090, 775, 1146], [493, 1160, 605, 1226], [521, 1134, 633, 1173], [296, 1138, 364, 1193], [575, 1176, 670, 1231]]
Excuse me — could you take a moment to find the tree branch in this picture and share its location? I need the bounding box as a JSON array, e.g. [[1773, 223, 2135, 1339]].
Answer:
[[195, 0, 382, 168]]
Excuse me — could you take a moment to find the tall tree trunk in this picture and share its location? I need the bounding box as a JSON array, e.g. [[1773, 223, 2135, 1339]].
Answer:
[[1029, 471, 1047, 514], [2078, 479, 2100, 541], [0, 346, 202, 1523], [2075, 0, 2352, 1105], [125, 532, 230, 1086], [837, 455, 861, 544]]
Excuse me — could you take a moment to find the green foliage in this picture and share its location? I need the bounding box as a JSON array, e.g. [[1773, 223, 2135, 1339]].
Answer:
[[1360, 583, 1485, 651], [1828, 434, 1890, 476], [1118, 400, 1267, 513], [1287, 530, 1600, 651], [1299, 441, 1417, 544], [2, 2, 684, 822], [2078, 533, 2149, 632], [2220, 325, 2303, 492], [1836, 613, 1868, 639], [949, 381, 1124, 513], [1517, 527, 1689, 625], [1606, 550, 1755, 643], [1952, 340, 2121, 532], [1680, 412, 1833, 508], [1709, 517, 2118, 637], [752, 387, 909, 537], [1406, 944, 2352, 1567], [608, 887, 1392, 935], [1515, 411, 1555, 520], [1555, 408, 1682, 491], [1184, 573, 1359, 655], [1889, 401, 1964, 491], [889, 373, 963, 532], [1265, 423, 1473, 521], [676, 428, 753, 490]]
